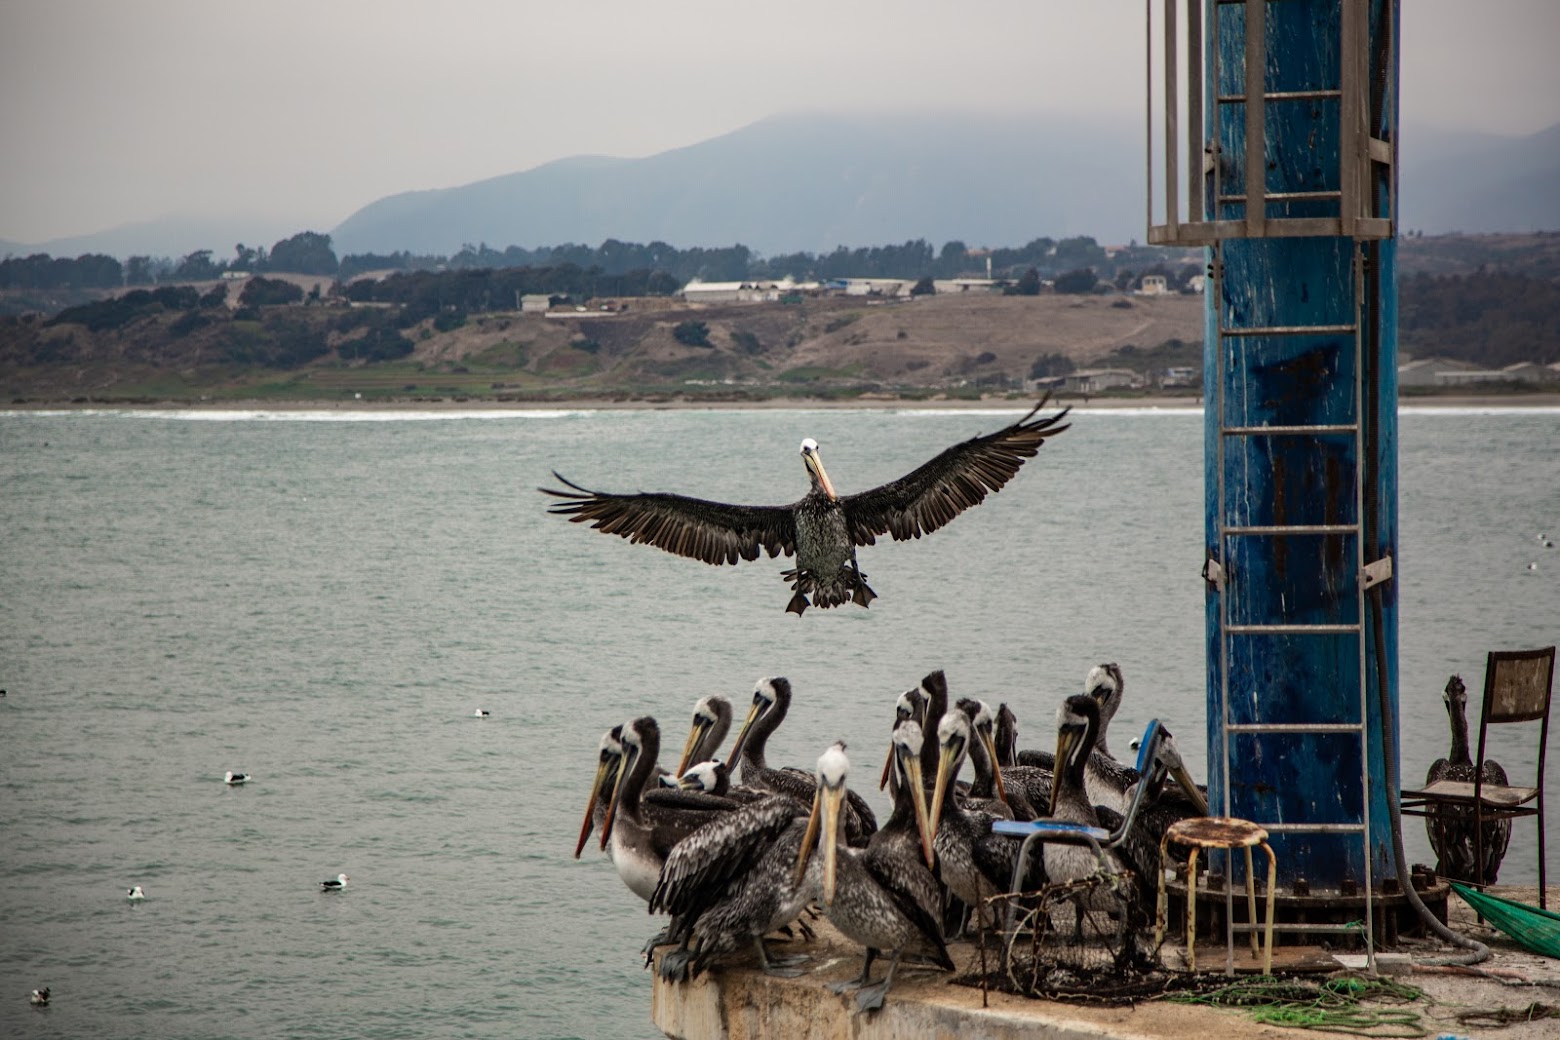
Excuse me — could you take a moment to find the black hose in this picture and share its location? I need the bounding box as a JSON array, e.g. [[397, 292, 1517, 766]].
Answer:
[[1361, 236, 1487, 965], [1370, 587, 1489, 964]]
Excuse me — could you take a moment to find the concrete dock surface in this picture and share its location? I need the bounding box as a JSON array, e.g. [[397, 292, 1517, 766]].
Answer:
[[652, 885, 1560, 1040]]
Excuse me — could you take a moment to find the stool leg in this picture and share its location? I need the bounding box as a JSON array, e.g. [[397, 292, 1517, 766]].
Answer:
[[1186, 847, 1200, 972], [1244, 846, 1258, 958], [1155, 834, 1173, 950], [1261, 841, 1277, 976]]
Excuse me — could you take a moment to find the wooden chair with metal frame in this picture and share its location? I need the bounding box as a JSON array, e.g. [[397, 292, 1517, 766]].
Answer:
[[1401, 645, 1554, 909]]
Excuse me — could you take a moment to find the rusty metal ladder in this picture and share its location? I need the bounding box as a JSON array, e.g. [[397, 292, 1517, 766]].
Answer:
[[1203, 235, 1392, 973]]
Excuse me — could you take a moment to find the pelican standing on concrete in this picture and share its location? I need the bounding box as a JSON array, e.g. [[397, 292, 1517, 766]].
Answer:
[[928, 711, 1026, 930], [650, 787, 818, 981], [803, 739, 952, 1013], [599, 717, 740, 903]]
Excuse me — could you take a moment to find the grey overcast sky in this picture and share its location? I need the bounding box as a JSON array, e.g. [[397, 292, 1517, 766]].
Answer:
[[1, 0, 1557, 244]]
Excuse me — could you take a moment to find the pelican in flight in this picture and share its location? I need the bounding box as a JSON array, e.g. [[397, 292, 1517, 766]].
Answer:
[[541, 398, 1070, 613]]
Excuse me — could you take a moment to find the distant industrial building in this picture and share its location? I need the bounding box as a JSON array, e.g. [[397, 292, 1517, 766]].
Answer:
[[680, 277, 819, 304], [1397, 357, 1560, 387]]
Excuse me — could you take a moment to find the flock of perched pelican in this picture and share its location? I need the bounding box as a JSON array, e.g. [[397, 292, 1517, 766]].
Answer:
[[573, 665, 1208, 1012]]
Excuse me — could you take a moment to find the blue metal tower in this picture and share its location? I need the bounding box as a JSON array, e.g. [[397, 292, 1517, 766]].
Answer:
[[1150, 0, 1400, 955]]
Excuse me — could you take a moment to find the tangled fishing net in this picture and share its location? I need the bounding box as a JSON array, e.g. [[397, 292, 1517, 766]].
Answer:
[[957, 873, 1437, 1036]]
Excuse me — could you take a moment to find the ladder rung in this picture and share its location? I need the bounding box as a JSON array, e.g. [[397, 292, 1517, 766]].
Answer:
[[1217, 89, 1342, 103], [1222, 524, 1358, 536], [1225, 624, 1361, 635], [1223, 424, 1358, 436], [1257, 822, 1366, 835], [1220, 323, 1357, 337], [1226, 723, 1363, 735], [1220, 191, 1342, 204]]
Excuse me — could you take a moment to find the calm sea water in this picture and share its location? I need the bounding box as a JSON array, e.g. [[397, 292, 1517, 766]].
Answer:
[[1, 404, 1556, 1039]]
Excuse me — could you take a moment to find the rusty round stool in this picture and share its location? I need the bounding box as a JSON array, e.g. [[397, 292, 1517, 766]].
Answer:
[[1156, 816, 1276, 974]]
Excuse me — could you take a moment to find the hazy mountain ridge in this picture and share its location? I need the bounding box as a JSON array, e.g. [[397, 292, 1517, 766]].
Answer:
[[331, 113, 1146, 257], [330, 112, 1560, 255], [5, 114, 1557, 261]]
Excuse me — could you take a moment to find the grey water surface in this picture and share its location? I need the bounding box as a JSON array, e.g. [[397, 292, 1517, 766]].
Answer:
[[1, 404, 1556, 1039]]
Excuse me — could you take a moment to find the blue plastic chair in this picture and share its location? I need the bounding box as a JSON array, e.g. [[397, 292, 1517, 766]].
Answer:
[[991, 718, 1171, 940]]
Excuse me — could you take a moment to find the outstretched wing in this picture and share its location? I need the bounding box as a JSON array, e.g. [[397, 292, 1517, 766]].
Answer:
[[838, 396, 1070, 545], [540, 473, 798, 565]]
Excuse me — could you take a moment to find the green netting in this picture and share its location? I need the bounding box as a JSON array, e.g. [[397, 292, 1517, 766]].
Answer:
[[1166, 975, 1429, 1037], [1451, 883, 1560, 959]]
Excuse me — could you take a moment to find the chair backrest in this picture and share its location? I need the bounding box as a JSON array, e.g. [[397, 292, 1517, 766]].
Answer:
[[1107, 719, 1169, 845], [1483, 647, 1556, 724], [1475, 646, 1555, 787]]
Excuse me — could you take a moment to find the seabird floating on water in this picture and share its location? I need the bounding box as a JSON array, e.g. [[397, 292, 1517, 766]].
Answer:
[[127, 885, 145, 902], [30, 987, 49, 1006], [473, 708, 491, 717], [320, 873, 350, 891], [541, 398, 1070, 613], [224, 771, 249, 785]]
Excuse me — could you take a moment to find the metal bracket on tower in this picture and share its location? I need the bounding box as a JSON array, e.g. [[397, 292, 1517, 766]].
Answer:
[[1361, 554, 1393, 591]]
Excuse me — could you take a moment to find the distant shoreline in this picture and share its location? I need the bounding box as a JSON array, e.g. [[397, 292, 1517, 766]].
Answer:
[[7, 392, 1559, 413]]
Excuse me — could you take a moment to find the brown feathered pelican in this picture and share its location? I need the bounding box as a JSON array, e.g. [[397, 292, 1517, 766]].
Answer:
[[540, 398, 1070, 614], [596, 717, 741, 902], [1018, 663, 1135, 813], [1425, 674, 1511, 884], [801, 738, 952, 1013], [674, 695, 733, 776], [726, 677, 878, 845], [650, 787, 818, 980]]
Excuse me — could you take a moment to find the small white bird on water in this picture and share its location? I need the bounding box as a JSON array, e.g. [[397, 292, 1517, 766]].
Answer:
[[30, 986, 49, 1006], [320, 873, 350, 891], [224, 771, 249, 785], [473, 708, 491, 717], [127, 885, 145, 902]]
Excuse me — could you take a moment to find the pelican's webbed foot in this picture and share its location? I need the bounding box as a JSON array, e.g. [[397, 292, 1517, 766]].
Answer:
[[641, 926, 672, 966], [852, 949, 901, 1015], [829, 947, 877, 995], [755, 938, 809, 978], [854, 978, 891, 1013], [658, 945, 696, 982]]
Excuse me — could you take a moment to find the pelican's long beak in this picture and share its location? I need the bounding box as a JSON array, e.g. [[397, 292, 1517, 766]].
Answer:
[[725, 699, 763, 770], [676, 715, 711, 777], [575, 754, 616, 859], [977, 725, 1009, 804], [804, 447, 837, 500], [792, 785, 824, 886], [599, 742, 636, 851], [820, 783, 846, 905], [1049, 727, 1079, 816], [878, 738, 896, 791], [928, 739, 958, 849], [1171, 761, 1210, 816], [902, 750, 936, 869]]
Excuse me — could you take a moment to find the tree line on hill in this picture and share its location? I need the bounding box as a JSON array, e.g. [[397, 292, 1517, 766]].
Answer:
[[0, 232, 341, 291], [10, 229, 1559, 375], [4, 231, 1199, 292]]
